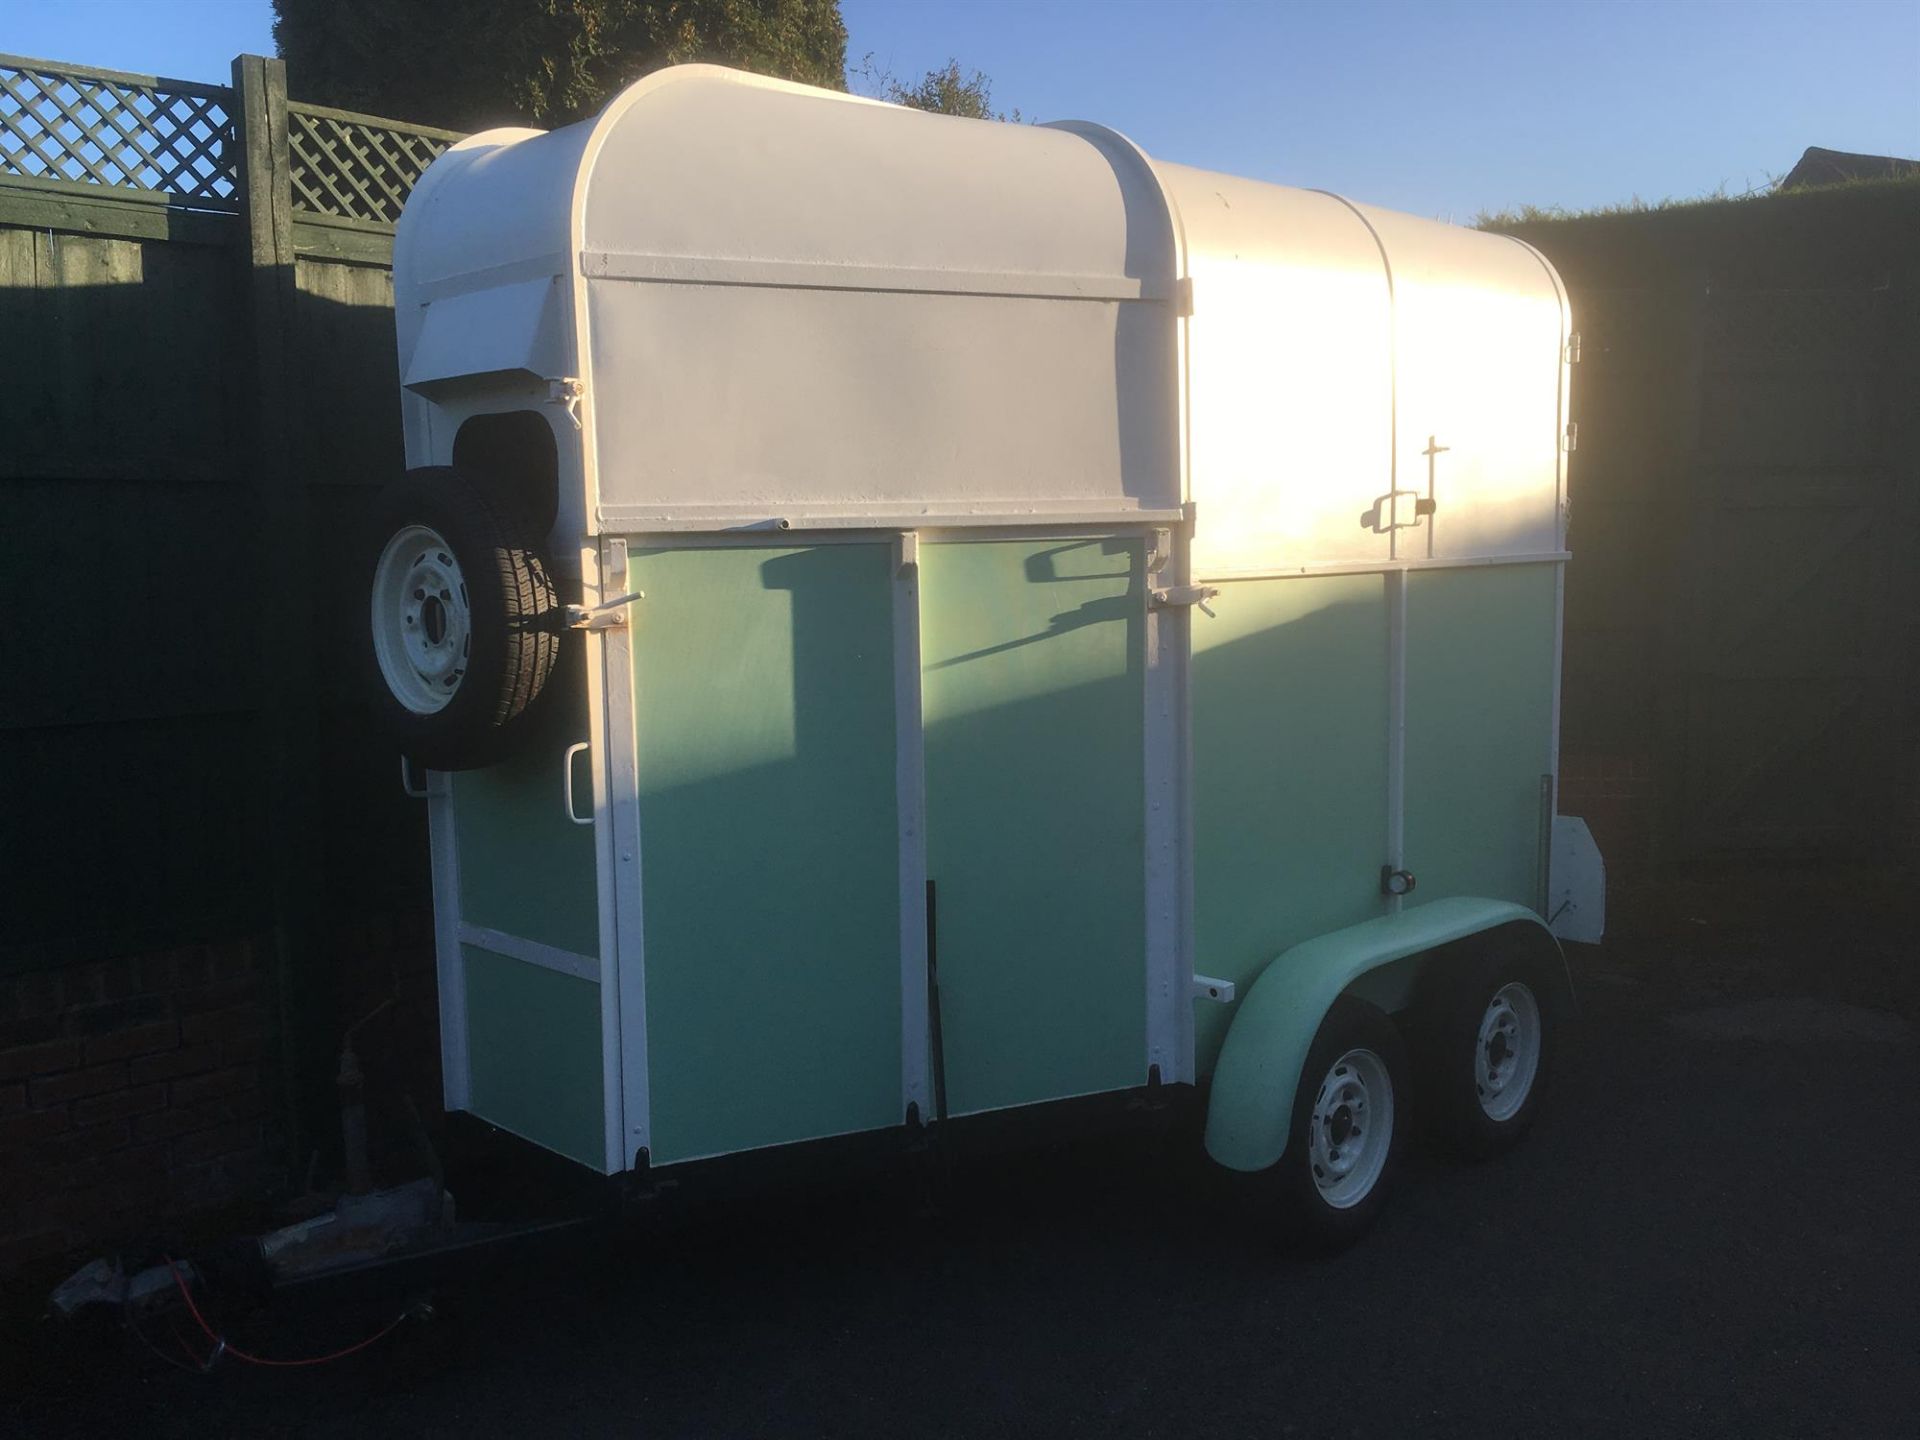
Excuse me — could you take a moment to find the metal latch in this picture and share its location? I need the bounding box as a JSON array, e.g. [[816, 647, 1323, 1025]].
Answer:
[[1565, 332, 1582, 364], [1150, 583, 1220, 616], [1363, 489, 1437, 533], [545, 376, 584, 429], [1192, 975, 1237, 1003], [1563, 421, 1579, 453], [566, 590, 644, 630]]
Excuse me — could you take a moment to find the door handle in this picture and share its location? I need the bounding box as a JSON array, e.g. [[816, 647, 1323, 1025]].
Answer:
[[563, 742, 593, 826]]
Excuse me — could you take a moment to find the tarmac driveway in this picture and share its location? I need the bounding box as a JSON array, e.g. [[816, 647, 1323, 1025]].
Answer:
[[8, 911, 1918, 1438]]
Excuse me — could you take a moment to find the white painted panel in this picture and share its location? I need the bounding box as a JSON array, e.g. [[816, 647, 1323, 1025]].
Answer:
[[1356, 204, 1566, 562], [1153, 165, 1395, 577], [403, 275, 566, 392], [579, 68, 1164, 286], [394, 125, 585, 295], [585, 280, 1177, 522], [1549, 815, 1607, 944]]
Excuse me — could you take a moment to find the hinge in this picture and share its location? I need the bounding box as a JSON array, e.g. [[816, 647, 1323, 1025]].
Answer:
[[1150, 583, 1219, 614], [1564, 332, 1582, 364], [1146, 527, 1173, 575], [1563, 421, 1579, 453], [1173, 276, 1194, 318]]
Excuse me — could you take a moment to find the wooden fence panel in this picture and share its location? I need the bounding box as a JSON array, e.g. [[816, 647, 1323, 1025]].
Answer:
[[0, 52, 458, 1240], [1506, 183, 1920, 871]]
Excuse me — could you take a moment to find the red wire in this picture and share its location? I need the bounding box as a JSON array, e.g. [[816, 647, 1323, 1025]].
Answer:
[[164, 1256, 407, 1368], [167, 1317, 209, 1370]]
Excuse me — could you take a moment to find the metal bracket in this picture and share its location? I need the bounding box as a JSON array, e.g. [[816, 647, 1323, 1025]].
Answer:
[[895, 530, 919, 575], [1192, 975, 1236, 1003], [566, 590, 644, 630], [1150, 583, 1219, 616], [545, 376, 585, 430]]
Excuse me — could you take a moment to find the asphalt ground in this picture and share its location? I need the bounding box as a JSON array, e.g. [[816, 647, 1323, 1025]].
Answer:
[[6, 872, 1917, 1438]]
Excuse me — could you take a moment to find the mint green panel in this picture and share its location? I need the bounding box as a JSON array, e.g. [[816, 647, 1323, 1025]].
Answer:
[[450, 681, 598, 957], [631, 544, 901, 1164], [1405, 564, 1558, 909], [920, 537, 1146, 1115], [1204, 899, 1554, 1171], [1190, 574, 1389, 1076], [463, 945, 603, 1166]]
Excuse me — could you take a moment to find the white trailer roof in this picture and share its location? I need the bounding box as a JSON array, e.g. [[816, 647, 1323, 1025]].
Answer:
[[394, 65, 1568, 572]]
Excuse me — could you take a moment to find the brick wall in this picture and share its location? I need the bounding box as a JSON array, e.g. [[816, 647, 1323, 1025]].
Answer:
[[0, 941, 280, 1275], [0, 911, 445, 1278], [1560, 749, 1658, 879], [330, 909, 445, 1179]]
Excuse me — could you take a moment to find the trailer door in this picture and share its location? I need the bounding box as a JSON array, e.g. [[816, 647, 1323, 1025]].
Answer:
[[918, 536, 1148, 1116], [628, 542, 903, 1165]]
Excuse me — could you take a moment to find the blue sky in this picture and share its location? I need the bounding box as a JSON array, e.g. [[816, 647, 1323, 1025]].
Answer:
[[5, 0, 1916, 219]]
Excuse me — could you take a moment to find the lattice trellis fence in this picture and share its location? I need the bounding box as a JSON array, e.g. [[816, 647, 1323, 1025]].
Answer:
[[0, 51, 463, 233], [0, 52, 238, 205], [288, 101, 459, 227]]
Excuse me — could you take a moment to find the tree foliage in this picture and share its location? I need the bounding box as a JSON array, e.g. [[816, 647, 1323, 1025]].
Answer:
[[853, 55, 1020, 122], [271, 0, 848, 131]]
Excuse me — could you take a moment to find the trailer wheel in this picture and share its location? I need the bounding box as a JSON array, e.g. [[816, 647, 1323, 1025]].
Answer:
[[1278, 996, 1410, 1249], [1418, 952, 1557, 1160], [367, 467, 562, 770]]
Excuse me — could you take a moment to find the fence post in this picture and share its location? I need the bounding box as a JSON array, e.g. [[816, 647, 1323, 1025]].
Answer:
[[232, 52, 328, 1176]]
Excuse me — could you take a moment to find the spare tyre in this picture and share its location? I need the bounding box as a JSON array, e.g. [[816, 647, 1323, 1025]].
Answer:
[[366, 466, 563, 770]]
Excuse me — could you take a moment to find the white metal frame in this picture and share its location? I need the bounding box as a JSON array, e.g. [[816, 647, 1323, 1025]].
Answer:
[[455, 923, 600, 982], [595, 504, 1191, 535], [1142, 527, 1187, 1084], [599, 536, 650, 1171], [1194, 549, 1572, 585], [581, 249, 1161, 303], [892, 532, 932, 1121], [1384, 569, 1410, 917], [425, 769, 470, 1111]]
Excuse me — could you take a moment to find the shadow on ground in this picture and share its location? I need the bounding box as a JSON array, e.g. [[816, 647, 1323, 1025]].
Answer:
[[5, 863, 1917, 1438]]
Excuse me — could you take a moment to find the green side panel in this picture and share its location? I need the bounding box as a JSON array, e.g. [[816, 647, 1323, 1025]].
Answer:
[[450, 681, 598, 957], [631, 544, 901, 1164], [1190, 574, 1390, 1076], [1405, 564, 1559, 909], [463, 945, 603, 1167], [919, 537, 1146, 1115]]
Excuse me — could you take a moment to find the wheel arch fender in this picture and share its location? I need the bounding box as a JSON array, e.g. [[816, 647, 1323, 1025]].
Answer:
[[1203, 898, 1568, 1173]]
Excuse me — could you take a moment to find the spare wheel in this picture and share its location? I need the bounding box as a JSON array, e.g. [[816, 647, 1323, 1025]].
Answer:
[[367, 466, 562, 770]]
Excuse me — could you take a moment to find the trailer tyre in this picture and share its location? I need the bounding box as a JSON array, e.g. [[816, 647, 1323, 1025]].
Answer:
[[1277, 996, 1410, 1250], [1418, 951, 1558, 1160], [367, 466, 562, 770]]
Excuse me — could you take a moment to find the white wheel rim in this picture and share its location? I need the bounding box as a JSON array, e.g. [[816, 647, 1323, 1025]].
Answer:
[[1475, 982, 1543, 1123], [1307, 1047, 1394, 1209], [371, 524, 471, 716]]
